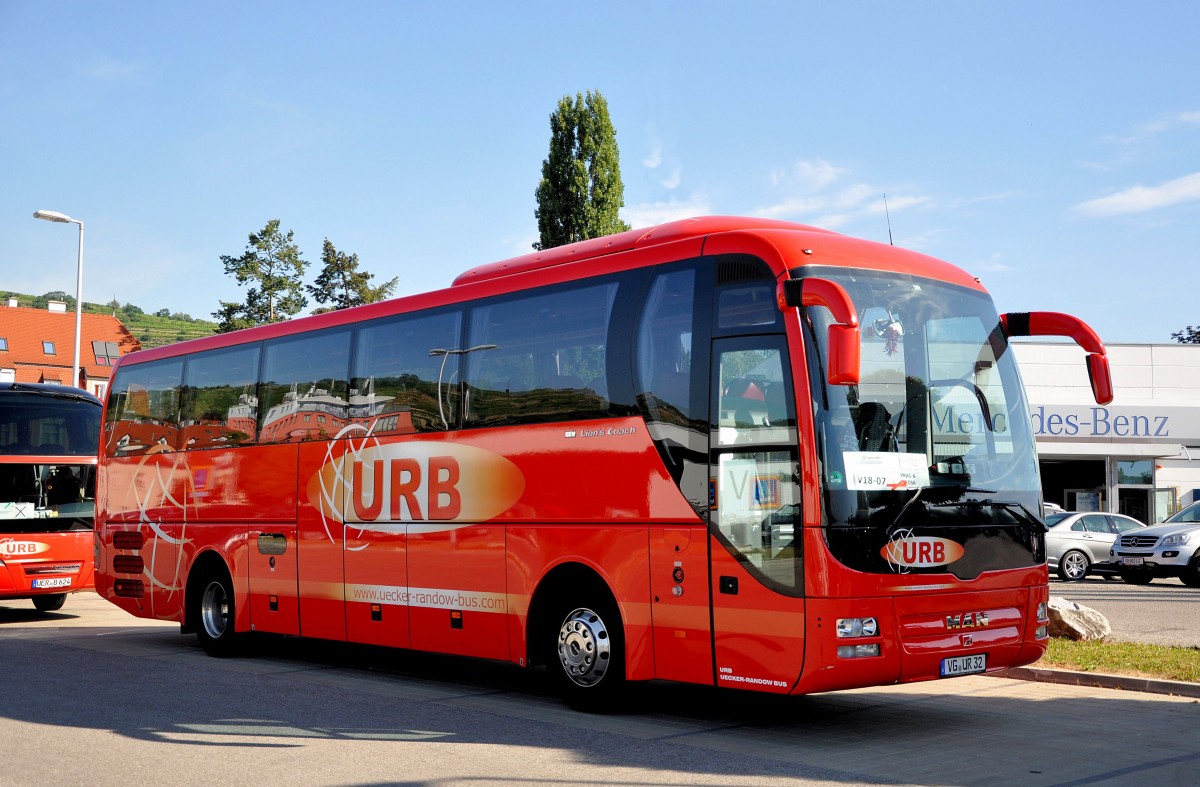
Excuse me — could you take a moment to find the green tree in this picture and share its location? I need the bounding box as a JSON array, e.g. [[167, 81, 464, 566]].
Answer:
[[306, 238, 398, 314], [213, 219, 308, 333], [34, 291, 75, 310], [1172, 326, 1200, 343], [534, 90, 630, 251]]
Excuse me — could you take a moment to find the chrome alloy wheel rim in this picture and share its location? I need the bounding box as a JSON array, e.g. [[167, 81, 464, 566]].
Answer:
[[201, 580, 229, 639], [557, 607, 611, 687], [1063, 552, 1088, 580]]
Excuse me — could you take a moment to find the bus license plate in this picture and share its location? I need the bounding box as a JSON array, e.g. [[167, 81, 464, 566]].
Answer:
[[32, 577, 72, 589], [1121, 557, 1144, 566], [940, 654, 986, 677]]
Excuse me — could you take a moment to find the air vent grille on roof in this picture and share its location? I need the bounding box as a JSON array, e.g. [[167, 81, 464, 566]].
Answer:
[[716, 257, 772, 285]]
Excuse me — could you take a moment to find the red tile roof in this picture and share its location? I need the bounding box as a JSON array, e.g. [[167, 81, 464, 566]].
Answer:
[[0, 305, 141, 386]]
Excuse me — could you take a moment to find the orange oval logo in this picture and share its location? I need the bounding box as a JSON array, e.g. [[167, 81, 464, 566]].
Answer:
[[880, 536, 965, 567], [308, 442, 524, 524], [0, 539, 51, 557]]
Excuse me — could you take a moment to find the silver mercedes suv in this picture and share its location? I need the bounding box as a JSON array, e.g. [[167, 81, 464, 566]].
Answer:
[[1111, 500, 1200, 586]]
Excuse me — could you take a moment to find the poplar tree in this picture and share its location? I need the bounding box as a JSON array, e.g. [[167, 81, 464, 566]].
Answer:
[[306, 238, 398, 313], [534, 90, 630, 251], [213, 219, 308, 333]]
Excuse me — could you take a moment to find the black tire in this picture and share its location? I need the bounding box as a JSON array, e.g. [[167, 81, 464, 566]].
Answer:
[[547, 595, 627, 713], [1118, 570, 1154, 585], [32, 593, 66, 612], [193, 569, 242, 657], [1181, 557, 1200, 588], [1057, 550, 1090, 582]]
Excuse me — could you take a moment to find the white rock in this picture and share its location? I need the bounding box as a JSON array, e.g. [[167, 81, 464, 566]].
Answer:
[[1047, 596, 1112, 641]]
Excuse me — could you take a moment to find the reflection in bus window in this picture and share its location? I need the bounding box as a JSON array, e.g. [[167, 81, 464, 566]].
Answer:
[[352, 309, 461, 434], [259, 329, 352, 443], [180, 344, 261, 448], [463, 282, 616, 428], [636, 267, 709, 514], [712, 342, 801, 592], [104, 359, 184, 456]]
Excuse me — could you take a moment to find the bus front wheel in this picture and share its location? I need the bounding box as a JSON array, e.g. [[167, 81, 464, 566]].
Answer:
[[32, 593, 66, 612], [194, 570, 241, 657], [548, 597, 627, 712]]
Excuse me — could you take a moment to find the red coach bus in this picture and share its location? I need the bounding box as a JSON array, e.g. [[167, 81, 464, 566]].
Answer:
[[95, 217, 1112, 709], [1, 383, 101, 612]]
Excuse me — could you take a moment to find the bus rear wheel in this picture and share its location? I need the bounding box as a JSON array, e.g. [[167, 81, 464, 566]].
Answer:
[[32, 593, 66, 612], [548, 597, 626, 712], [194, 570, 242, 657]]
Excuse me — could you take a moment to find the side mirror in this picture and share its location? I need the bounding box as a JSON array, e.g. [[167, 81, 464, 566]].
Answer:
[[1001, 311, 1113, 405], [780, 278, 860, 386]]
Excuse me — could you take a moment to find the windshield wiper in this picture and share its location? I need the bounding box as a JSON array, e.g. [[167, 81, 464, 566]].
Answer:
[[886, 485, 1045, 535], [928, 496, 1046, 530]]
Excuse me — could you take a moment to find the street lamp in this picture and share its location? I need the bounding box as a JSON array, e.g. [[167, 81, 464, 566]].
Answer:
[[32, 210, 85, 390]]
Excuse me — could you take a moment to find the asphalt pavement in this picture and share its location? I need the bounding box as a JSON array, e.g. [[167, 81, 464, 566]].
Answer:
[[3, 591, 1199, 787]]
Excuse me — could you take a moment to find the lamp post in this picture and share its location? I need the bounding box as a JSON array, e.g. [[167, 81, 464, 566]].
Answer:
[[32, 210, 85, 390], [428, 344, 498, 428]]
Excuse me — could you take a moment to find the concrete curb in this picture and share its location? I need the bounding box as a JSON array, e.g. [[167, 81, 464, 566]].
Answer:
[[995, 666, 1200, 699]]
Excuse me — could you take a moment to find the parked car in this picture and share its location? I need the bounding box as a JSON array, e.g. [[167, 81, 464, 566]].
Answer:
[[1045, 511, 1148, 581], [1110, 500, 1200, 586]]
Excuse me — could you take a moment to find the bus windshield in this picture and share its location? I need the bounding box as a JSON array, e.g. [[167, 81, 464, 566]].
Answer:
[[0, 386, 100, 532], [802, 269, 1043, 576]]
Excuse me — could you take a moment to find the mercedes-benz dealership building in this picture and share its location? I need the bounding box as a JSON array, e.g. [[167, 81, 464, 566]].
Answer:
[[1014, 342, 1200, 523]]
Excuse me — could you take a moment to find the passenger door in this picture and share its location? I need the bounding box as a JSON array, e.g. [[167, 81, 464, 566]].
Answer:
[[1079, 513, 1117, 565], [708, 338, 805, 693]]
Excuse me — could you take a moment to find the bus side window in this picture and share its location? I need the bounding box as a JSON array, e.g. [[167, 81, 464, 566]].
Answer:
[[463, 280, 617, 428], [259, 329, 352, 443], [352, 309, 462, 434], [179, 344, 261, 449], [105, 359, 184, 456]]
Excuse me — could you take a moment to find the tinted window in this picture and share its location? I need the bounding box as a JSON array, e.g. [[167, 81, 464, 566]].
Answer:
[[259, 329, 352, 443], [462, 281, 616, 428], [1109, 515, 1145, 533], [0, 394, 100, 456], [1167, 502, 1200, 523], [715, 256, 780, 332], [637, 268, 698, 424], [105, 359, 184, 456], [1045, 512, 1070, 527], [180, 344, 261, 448], [352, 309, 461, 434]]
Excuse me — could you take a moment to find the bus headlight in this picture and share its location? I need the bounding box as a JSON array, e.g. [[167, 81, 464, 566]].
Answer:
[[836, 617, 878, 638], [1036, 602, 1049, 623], [837, 643, 881, 659]]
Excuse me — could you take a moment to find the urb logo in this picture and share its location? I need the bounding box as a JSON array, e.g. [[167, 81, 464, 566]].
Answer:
[[308, 443, 525, 524], [0, 539, 50, 557], [881, 530, 965, 571]]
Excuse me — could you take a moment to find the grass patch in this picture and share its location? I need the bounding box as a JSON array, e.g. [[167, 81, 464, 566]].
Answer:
[[1040, 638, 1200, 683]]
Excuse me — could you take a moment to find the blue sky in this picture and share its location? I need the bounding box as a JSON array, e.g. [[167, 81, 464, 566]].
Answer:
[[3, 2, 1197, 344]]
